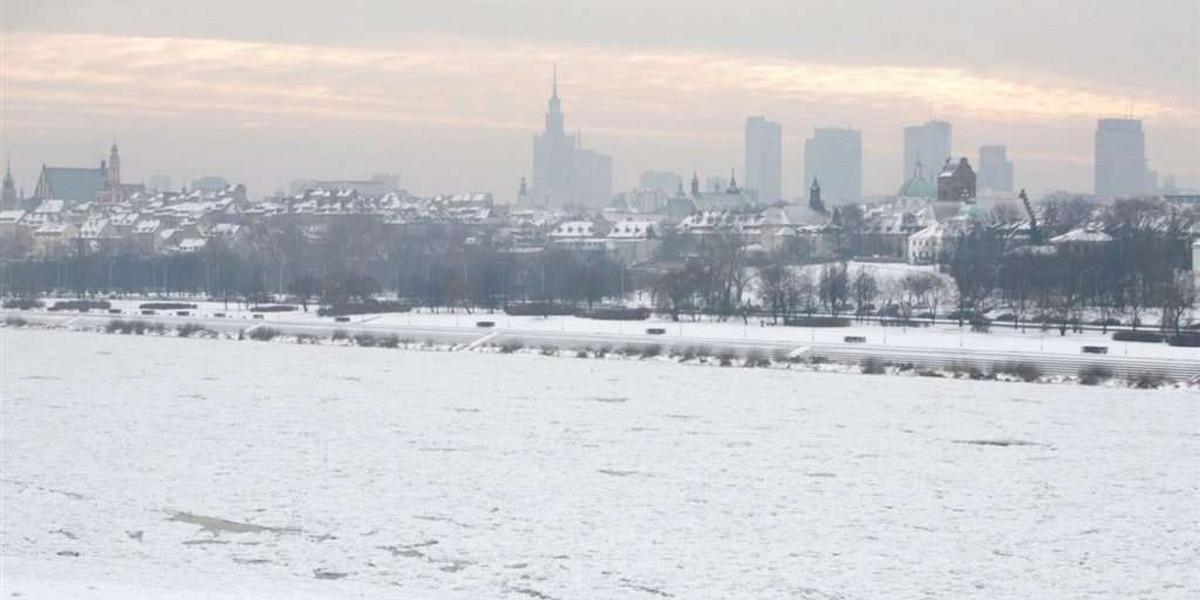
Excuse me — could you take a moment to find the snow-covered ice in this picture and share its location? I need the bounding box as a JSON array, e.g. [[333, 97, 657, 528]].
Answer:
[[2, 329, 1197, 599]]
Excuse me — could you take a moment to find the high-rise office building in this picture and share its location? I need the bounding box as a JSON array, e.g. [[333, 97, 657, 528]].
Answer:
[[1094, 118, 1145, 201], [744, 117, 782, 203], [903, 120, 952, 185], [531, 67, 613, 208], [978, 145, 1014, 192], [639, 170, 682, 193], [803, 127, 862, 204]]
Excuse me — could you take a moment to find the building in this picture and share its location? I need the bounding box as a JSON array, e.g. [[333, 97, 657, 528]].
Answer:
[[1193, 241, 1200, 284], [1144, 162, 1159, 195], [639, 170, 682, 193], [2, 160, 17, 209], [978, 145, 1013, 192], [193, 176, 230, 192], [616, 187, 670, 214], [32, 144, 140, 203], [31, 222, 78, 256], [936, 157, 977, 203], [146, 174, 173, 193], [1094, 118, 1145, 201], [744, 117, 782, 204], [908, 222, 952, 264], [903, 120, 952, 185], [897, 160, 937, 199], [289, 178, 394, 197], [604, 220, 660, 263], [531, 67, 613, 209], [804, 127, 862, 204]]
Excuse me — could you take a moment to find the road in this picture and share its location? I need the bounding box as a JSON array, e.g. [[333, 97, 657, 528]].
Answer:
[[6, 309, 1199, 383]]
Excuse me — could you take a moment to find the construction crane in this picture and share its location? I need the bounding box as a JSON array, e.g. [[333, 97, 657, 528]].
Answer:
[[1019, 189, 1042, 244]]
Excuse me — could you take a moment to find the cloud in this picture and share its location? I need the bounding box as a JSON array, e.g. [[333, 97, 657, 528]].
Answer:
[[4, 32, 1194, 138], [3, 31, 1196, 196]]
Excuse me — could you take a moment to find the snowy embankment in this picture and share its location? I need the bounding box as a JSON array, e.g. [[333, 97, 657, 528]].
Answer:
[[4, 307, 1198, 387], [2, 329, 1197, 599], [22, 294, 1198, 360]]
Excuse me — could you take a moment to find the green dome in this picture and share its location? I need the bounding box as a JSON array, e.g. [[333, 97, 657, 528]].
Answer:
[[898, 174, 936, 198]]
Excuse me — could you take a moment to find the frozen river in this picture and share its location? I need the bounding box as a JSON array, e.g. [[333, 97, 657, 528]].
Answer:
[[2, 329, 1196, 599]]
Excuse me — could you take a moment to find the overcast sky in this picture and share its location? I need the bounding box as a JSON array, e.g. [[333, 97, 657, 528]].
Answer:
[[2, 0, 1197, 200]]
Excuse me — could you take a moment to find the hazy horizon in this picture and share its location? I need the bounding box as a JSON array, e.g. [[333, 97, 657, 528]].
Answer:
[[2, 0, 1197, 200]]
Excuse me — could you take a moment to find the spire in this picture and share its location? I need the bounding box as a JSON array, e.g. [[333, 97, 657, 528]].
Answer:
[[545, 64, 563, 134], [2, 158, 17, 208]]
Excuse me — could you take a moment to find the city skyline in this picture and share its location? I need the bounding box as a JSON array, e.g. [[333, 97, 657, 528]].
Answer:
[[2, 2, 1197, 200]]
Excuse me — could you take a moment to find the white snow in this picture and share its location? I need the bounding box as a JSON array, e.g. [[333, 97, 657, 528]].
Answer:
[[2, 329, 1197, 599], [49, 296, 1197, 360]]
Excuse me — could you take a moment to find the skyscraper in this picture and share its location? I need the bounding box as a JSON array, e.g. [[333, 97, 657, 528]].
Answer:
[[903, 120, 952, 185], [803, 127, 862, 204], [744, 117, 782, 204], [978, 145, 1014, 192], [1094, 118, 1145, 201], [531, 67, 613, 208]]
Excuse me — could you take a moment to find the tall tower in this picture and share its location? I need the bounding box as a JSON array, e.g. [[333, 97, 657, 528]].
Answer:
[[545, 64, 564, 136], [106, 143, 122, 202], [809, 178, 825, 213], [1, 159, 17, 209], [531, 65, 611, 209]]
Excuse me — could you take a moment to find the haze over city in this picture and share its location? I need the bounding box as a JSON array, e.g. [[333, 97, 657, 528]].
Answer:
[[5, 2, 1200, 599], [2, 0, 1197, 199]]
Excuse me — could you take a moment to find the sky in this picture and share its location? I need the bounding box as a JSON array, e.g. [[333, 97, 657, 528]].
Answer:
[[2, 0, 1197, 201]]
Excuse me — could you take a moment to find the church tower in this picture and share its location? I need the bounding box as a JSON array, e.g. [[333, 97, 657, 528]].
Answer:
[[809, 178, 825, 213], [105, 143, 122, 202], [1, 159, 17, 209]]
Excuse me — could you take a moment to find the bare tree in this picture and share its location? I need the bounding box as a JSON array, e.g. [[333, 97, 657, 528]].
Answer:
[[1160, 271, 1196, 335], [795, 272, 818, 318], [757, 259, 798, 324], [942, 226, 1003, 326], [287, 276, 321, 312], [653, 267, 697, 322], [850, 267, 879, 321], [998, 250, 1038, 329], [818, 263, 850, 317]]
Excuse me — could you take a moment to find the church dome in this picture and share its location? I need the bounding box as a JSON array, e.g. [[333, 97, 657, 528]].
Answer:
[[898, 174, 936, 198]]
